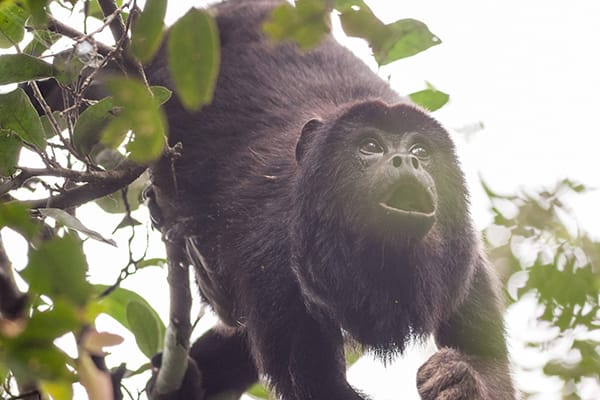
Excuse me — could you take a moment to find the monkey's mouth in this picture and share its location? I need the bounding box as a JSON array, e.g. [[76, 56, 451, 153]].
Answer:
[[379, 182, 436, 217]]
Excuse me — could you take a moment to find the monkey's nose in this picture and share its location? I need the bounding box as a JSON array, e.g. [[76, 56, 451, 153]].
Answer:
[[391, 155, 420, 169]]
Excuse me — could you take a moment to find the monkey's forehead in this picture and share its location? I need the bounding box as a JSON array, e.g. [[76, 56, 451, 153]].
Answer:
[[333, 100, 449, 139]]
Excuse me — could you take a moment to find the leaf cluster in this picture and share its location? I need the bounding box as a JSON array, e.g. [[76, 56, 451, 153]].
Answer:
[[483, 179, 600, 398]]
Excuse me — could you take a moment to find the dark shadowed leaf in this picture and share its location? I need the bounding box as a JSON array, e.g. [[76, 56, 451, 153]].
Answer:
[[168, 9, 219, 111], [95, 285, 165, 357], [24, 0, 48, 26], [102, 78, 167, 163], [112, 214, 143, 232], [73, 97, 117, 157], [38, 208, 116, 246], [409, 83, 449, 111], [0, 202, 39, 239], [126, 301, 163, 358], [0, 3, 27, 48], [0, 54, 54, 84], [22, 234, 92, 307], [263, 0, 329, 50], [130, 0, 167, 63], [0, 129, 21, 176], [0, 88, 46, 148]]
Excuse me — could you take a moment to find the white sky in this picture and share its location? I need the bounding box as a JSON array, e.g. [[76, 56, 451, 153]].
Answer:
[[3, 0, 600, 399]]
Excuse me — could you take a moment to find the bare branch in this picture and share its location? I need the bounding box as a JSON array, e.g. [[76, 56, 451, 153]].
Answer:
[[47, 17, 114, 57], [16, 163, 147, 210], [98, 0, 128, 46]]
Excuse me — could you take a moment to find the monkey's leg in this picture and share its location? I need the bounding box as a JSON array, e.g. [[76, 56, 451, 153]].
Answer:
[[189, 327, 259, 399]]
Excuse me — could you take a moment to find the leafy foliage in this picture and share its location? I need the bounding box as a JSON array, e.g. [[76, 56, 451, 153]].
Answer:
[[483, 179, 600, 398]]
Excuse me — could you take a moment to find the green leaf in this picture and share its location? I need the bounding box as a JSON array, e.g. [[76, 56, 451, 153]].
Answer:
[[263, 0, 329, 50], [22, 234, 92, 307], [136, 258, 167, 269], [126, 301, 162, 358], [37, 208, 117, 246], [340, 6, 440, 65], [5, 345, 73, 382], [246, 383, 271, 399], [40, 381, 73, 400], [0, 202, 39, 239], [73, 97, 117, 157], [95, 285, 165, 358], [130, 0, 167, 63], [0, 129, 21, 176], [0, 54, 54, 85], [409, 83, 449, 111], [168, 9, 220, 111], [16, 300, 82, 344], [102, 78, 167, 163], [0, 88, 47, 148], [24, 0, 48, 27], [379, 19, 441, 64], [151, 85, 172, 105], [40, 111, 68, 138], [0, 3, 27, 48]]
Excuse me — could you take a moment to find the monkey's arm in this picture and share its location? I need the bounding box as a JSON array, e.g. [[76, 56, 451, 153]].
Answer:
[[417, 258, 516, 400]]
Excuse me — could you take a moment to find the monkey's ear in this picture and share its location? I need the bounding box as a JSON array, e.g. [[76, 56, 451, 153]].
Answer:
[[295, 118, 323, 164]]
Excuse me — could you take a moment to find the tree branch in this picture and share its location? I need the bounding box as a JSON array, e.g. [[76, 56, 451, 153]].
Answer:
[[153, 243, 193, 395], [47, 17, 114, 57], [0, 234, 27, 319], [16, 163, 147, 210], [98, 0, 128, 46]]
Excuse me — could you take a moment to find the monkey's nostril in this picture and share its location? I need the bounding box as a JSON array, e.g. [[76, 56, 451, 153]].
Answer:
[[411, 156, 420, 169], [392, 156, 402, 168]]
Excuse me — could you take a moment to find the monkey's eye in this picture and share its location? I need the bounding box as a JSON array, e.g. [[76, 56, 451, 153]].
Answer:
[[410, 144, 429, 160], [359, 138, 384, 155]]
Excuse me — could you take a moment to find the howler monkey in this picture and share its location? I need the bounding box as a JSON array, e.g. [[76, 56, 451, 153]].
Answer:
[[149, 1, 516, 399]]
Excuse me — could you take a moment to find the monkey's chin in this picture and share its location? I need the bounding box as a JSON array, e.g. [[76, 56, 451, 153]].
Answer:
[[378, 202, 436, 238]]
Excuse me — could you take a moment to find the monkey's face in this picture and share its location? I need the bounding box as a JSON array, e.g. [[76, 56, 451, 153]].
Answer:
[[354, 130, 438, 238], [297, 101, 464, 241]]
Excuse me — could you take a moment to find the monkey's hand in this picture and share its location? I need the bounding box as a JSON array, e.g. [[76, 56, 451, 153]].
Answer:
[[416, 347, 487, 400]]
